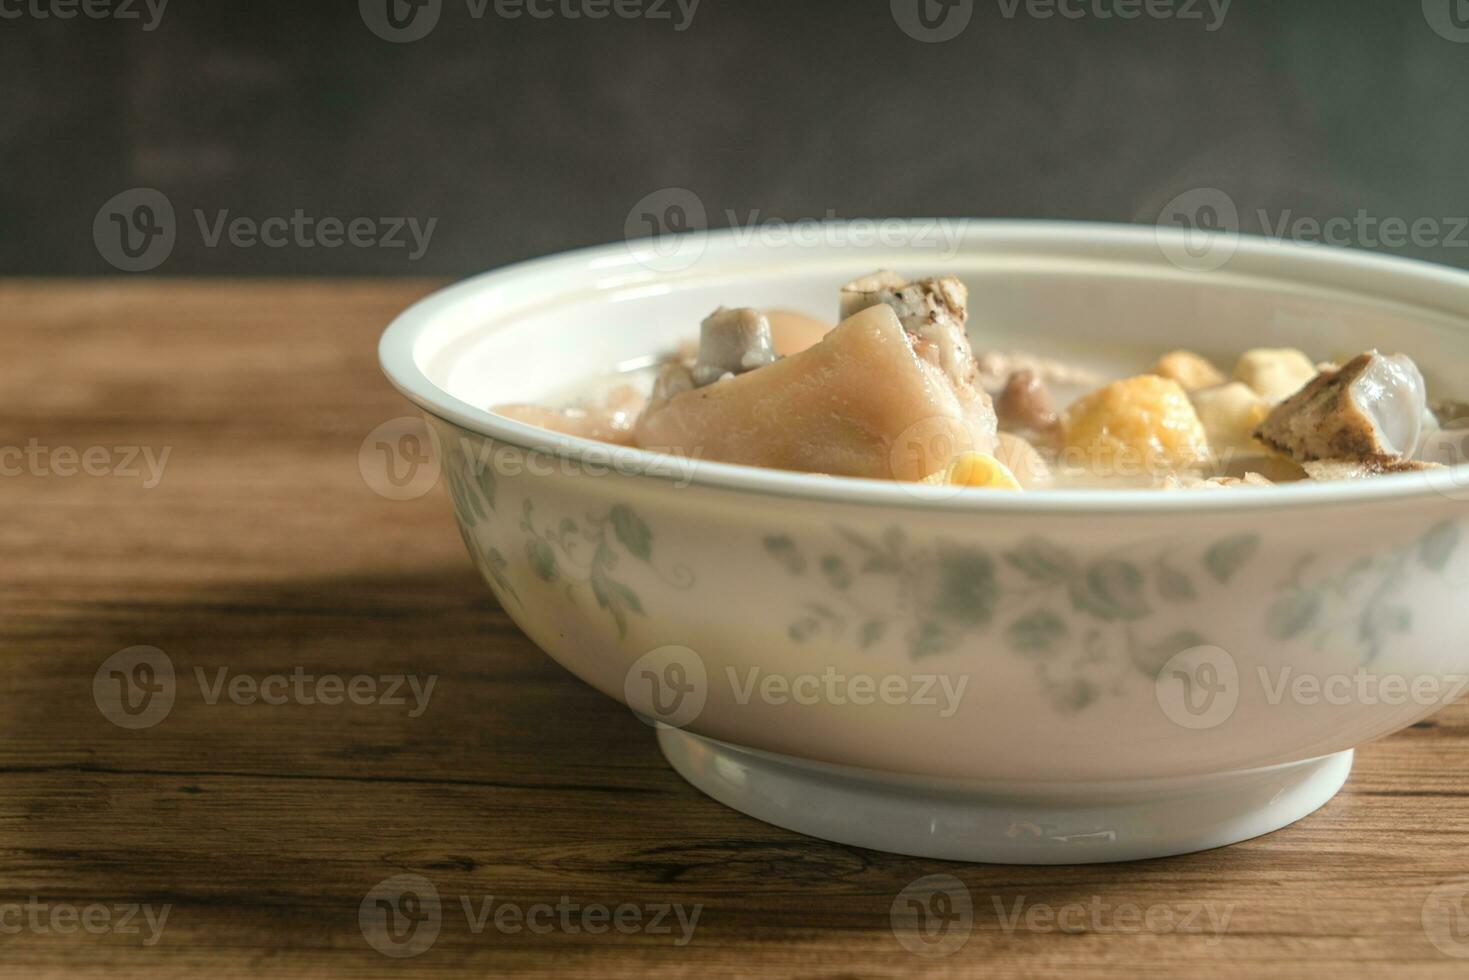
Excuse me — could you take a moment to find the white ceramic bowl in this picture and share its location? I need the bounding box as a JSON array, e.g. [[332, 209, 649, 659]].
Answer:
[[381, 222, 1469, 863]]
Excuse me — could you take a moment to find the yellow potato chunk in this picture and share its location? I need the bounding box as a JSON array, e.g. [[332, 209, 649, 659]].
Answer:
[[1061, 375, 1210, 474], [922, 452, 1022, 490], [1232, 348, 1318, 402], [1153, 350, 1226, 391]]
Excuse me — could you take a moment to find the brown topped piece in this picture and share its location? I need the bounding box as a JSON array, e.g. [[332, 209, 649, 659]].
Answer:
[[1253, 351, 1427, 463]]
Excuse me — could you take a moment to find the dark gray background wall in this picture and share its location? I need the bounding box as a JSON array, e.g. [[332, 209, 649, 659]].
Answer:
[[4, 0, 1469, 276]]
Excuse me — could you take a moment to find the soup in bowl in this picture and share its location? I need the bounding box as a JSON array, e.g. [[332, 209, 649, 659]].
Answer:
[[380, 222, 1469, 863]]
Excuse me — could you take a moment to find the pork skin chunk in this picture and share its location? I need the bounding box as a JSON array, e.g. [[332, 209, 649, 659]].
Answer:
[[634, 304, 998, 481], [1253, 351, 1427, 463]]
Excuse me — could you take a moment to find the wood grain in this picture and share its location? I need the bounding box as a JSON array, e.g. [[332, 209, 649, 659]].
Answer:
[[2, 279, 1468, 978]]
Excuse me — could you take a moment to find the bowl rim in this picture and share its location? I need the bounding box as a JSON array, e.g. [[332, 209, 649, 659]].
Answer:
[[379, 218, 1469, 514]]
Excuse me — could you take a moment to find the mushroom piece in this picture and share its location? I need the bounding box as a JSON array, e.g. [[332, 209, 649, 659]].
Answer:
[[1253, 351, 1428, 463], [650, 361, 695, 403], [975, 350, 1105, 392], [995, 369, 1058, 433], [691, 306, 778, 387]]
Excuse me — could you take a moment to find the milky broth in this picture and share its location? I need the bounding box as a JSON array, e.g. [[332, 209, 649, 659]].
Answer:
[[530, 328, 1303, 489]]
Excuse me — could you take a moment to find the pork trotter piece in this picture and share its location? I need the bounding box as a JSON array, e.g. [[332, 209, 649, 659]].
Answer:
[[634, 303, 998, 481]]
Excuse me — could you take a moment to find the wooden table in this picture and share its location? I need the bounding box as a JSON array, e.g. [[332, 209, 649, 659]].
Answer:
[[4, 279, 1469, 978]]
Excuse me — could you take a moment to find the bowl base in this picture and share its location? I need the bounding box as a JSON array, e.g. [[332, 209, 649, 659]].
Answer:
[[656, 726, 1352, 864]]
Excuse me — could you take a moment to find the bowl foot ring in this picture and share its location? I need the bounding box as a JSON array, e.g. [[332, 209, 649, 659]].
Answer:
[[657, 726, 1352, 864]]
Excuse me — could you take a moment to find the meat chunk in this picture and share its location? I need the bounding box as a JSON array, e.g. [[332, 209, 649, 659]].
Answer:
[[692, 307, 777, 387], [1253, 351, 1428, 463], [975, 350, 1104, 391], [995, 369, 1058, 433], [838, 271, 977, 390], [635, 303, 997, 481]]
